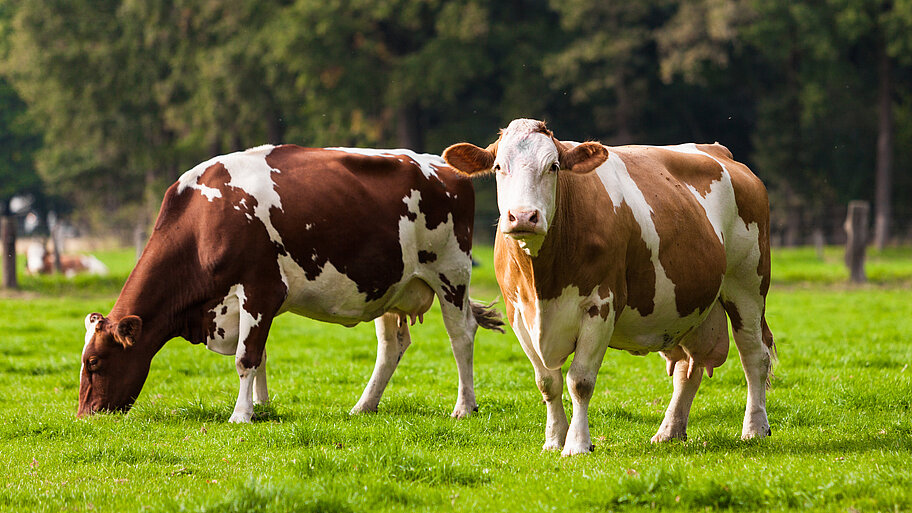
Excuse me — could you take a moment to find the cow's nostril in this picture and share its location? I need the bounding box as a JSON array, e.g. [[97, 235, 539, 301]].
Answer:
[[530, 212, 539, 224], [509, 213, 516, 223]]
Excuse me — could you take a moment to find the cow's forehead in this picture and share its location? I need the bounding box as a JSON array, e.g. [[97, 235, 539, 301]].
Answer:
[[498, 121, 558, 164]]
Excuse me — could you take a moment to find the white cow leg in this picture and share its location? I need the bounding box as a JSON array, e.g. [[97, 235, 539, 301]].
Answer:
[[733, 326, 772, 439], [511, 313, 568, 450], [652, 358, 703, 442], [230, 357, 258, 423], [440, 300, 478, 418], [351, 313, 412, 414], [537, 367, 569, 451], [227, 284, 278, 424], [562, 330, 610, 457], [253, 351, 268, 406]]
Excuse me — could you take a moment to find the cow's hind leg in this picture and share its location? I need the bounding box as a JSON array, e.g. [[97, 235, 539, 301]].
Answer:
[[438, 297, 479, 418], [228, 284, 282, 424], [351, 313, 412, 414], [253, 351, 268, 406], [653, 300, 728, 442], [722, 293, 774, 439], [653, 349, 704, 443]]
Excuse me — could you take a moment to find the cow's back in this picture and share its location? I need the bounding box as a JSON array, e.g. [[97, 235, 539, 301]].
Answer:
[[162, 145, 474, 328]]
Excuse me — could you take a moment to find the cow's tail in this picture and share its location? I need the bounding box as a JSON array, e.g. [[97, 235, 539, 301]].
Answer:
[[470, 299, 505, 333]]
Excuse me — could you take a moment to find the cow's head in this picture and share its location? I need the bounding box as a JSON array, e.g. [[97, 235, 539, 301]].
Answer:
[[77, 313, 150, 417], [443, 119, 607, 255]]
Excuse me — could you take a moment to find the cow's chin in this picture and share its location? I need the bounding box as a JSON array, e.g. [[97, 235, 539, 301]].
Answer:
[[77, 401, 133, 418], [504, 231, 546, 257]]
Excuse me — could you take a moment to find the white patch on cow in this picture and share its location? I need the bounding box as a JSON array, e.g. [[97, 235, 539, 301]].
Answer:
[[594, 154, 678, 319], [26, 243, 45, 274], [325, 147, 444, 181], [80, 255, 109, 276], [593, 152, 627, 210], [662, 143, 737, 244], [205, 288, 242, 356]]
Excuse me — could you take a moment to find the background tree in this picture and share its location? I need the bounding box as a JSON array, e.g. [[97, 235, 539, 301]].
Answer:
[[0, 2, 40, 289]]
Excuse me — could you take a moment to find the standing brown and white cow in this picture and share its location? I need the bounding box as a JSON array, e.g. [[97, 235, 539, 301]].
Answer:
[[78, 145, 503, 422], [443, 119, 775, 456]]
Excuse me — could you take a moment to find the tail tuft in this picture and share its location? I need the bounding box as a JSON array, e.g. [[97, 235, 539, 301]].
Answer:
[[470, 300, 505, 333]]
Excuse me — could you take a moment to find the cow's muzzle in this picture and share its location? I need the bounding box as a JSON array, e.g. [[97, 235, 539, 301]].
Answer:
[[503, 209, 545, 237]]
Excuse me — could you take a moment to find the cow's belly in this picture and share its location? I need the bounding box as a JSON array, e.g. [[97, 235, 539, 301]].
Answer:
[[528, 287, 714, 365], [279, 256, 433, 326], [610, 297, 710, 354]]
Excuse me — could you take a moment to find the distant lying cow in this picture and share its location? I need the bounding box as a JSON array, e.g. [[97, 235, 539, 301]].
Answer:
[[79, 145, 503, 422], [27, 242, 108, 277], [444, 119, 775, 455]]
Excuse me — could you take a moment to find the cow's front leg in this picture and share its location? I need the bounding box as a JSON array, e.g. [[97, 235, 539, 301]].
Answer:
[[228, 285, 279, 424], [562, 325, 611, 456], [513, 318, 568, 451], [351, 313, 412, 414]]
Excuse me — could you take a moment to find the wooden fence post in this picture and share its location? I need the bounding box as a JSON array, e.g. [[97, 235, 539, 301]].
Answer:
[[1, 215, 18, 290], [844, 201, 869, 283]]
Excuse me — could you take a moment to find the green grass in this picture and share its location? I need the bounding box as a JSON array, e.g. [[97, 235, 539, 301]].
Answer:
[[2, 246, 911, 512]]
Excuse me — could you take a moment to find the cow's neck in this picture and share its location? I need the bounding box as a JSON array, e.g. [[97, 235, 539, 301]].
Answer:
[[107, 242, 196, 357], [502, 172, 588, 300]]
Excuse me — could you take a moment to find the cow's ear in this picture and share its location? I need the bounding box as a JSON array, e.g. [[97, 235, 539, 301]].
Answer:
[[113, 315, 142, 348], [443, 142, 496, 176], [559, 142, 608, 175]]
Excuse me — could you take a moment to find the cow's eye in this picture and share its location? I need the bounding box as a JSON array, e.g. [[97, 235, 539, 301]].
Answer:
[[550, 162, 560, 172], [86, 356, 100, 372], [493, 163, 502, 172]]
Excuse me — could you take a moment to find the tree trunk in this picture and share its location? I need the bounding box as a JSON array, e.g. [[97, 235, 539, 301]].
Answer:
[[1, 214, 18, 289], [873, 38, 894, 250], [267, 109, 285, 145], [49, 212, 63, 273], [844, 201, 869, 284], [395, 103, 424, 152]]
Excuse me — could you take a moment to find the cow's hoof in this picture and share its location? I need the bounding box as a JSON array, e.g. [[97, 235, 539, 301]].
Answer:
[[561, 442, 594, 457], [228, 412, 252, 424], [542, 440, 563, 452], [349, 404, 378, 415], [741, 425, 772, 440], [651, 431, 687, 443], [451, 404, 477, 419]]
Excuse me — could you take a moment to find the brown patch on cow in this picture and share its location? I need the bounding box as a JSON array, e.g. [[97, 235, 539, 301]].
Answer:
[[654, 146, 724, 198], [613, 147, 726, 317], [620, 201, 656, 317], [438, 273, 466, 309], [265, 146, 475, 301], [418, 250, 437, 263], [721, 299, 743, 333]]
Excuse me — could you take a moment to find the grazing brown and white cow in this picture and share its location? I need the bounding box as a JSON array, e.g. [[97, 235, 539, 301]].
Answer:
[[443, 119, 775, 456], [27, 242, 109, 277], [79, 145, 503, 422]]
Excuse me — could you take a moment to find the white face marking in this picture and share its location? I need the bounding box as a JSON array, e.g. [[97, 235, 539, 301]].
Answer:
[[81, 314, 102, 375], [325, 147, 444, 181], [493, 120, 561, 247]]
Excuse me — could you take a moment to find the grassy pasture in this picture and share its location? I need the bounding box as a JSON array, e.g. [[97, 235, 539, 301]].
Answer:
[[1, 246, 911, 512]]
